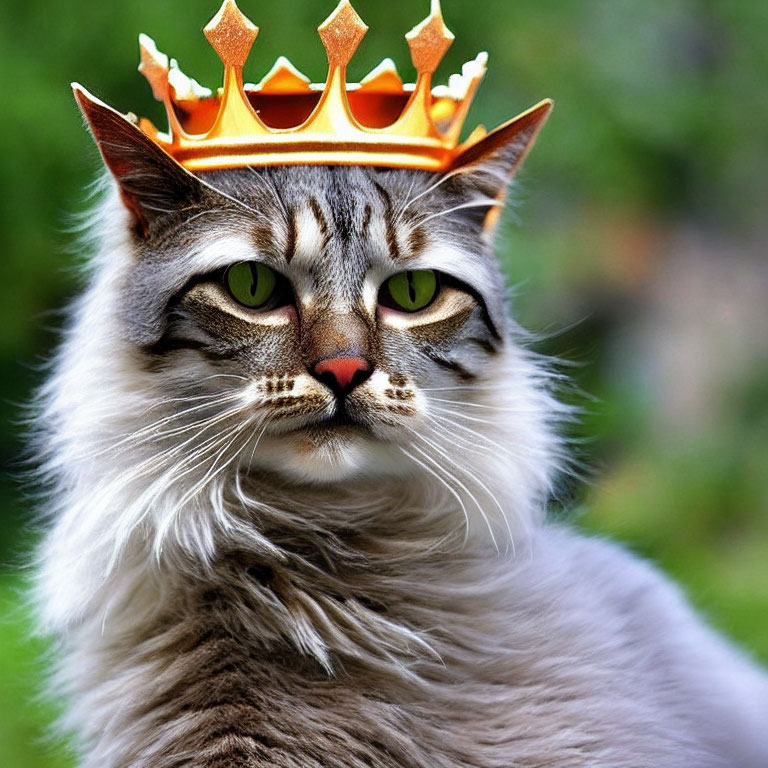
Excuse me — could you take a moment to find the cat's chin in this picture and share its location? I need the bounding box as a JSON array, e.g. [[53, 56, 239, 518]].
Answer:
[[251, 428, 410, 485]]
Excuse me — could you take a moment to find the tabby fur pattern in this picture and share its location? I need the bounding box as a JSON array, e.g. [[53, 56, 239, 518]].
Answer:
[[33, 93, 768, 767]]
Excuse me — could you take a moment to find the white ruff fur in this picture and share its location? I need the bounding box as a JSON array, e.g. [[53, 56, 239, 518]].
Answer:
[[34, 189, 768, 768]]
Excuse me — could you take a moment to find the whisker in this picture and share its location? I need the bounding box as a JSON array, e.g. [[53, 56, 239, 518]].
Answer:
[[127, 391, 241, 432], [182, 208, 231, 226], [246, 165, 290, 225], [139, 413, 252, 510], [394, 173, 419, 225], [196, 373, 250, 383], [245, 421, 270, 469], [410, 427, 514, 556], [96, 394, 253, 489], [94, 392, 247, 456], [427, 411, 531, 462], [147, 401, 252, 443], [429, 404, 506, 427], [428, 397, 545, 414], [144, 389, 244, 412], [195, 175, 264, 219], [73, 405, 214, 461], [421, 386, 516, 393], [406, 438, 501, 554], [112, 424, 233, 494], [396, 166, 476, 222], [421, 420, 497, 461], [398, 446, 470, 547], [174, 421, 252, 512], [152, 423, 253, 552], [415, 198, 497, 228]]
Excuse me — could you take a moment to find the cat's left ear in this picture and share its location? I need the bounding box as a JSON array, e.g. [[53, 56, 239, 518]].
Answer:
[[450, 100, 553, 235], [73, 84, 204, 236]]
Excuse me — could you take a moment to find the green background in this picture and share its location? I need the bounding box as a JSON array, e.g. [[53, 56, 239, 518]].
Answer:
[[1, 0, 767, 764]]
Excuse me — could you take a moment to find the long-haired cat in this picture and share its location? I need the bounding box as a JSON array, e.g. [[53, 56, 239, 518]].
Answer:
[[34, 75, 768, 768]]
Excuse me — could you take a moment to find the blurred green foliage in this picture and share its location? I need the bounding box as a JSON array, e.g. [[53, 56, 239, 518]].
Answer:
[[1, 1, 766, 765]]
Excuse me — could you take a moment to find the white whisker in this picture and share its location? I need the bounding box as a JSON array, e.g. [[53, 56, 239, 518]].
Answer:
[[428, 410, 531, 462], [182, 208, 231, 226], [152, 422, 253, 555], [195, 174, 264, 219], [409, 426, 514, 556], [246, 165, 291, 226], [77, 391, 246, 459], [415, 198, 498, 228], [394, 174, 419, 225], [246, 421, 270, 469], [398, 446, 470, 547], [429, 397, 545, 414], [421, 386, 499, 393], [396, 166, 476, 222], [409, 428, 504, 554], [429, 404, 506, 427]]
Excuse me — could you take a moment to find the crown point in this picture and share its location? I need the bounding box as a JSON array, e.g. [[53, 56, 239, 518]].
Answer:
[[406, 2, 454, 74], [167, 63, 212, 101], [318, 0, 368, 67], [138, 32, 161, 55], [204, 0, 259, 68], [465, 124, 488, 145], [258, 56, 312, 93], [359, 59, 404, 94], [138, 34, 170, 102]]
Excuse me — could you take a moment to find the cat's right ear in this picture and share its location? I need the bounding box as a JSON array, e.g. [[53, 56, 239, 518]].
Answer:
[[73, 84, 203, 236], [448, 100, 553, 237]]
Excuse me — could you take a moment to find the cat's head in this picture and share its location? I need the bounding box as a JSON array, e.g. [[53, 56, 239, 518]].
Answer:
[[59, 95, 559, 549], [74, 94, 554, 482]]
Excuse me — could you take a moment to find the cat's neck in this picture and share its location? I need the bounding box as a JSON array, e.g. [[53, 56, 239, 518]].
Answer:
[[37, 465, 530, 639], [122, 475, 536, 679]]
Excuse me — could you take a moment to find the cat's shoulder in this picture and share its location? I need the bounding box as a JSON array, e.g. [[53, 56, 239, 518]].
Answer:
[[504, 523, 768, 767], [524, 522, 689, 612], [504, 521, 763, 700]]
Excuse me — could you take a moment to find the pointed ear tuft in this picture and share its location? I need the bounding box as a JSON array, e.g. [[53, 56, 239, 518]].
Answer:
[[450, 100, 552, 235], [73, 84, 203, 236]]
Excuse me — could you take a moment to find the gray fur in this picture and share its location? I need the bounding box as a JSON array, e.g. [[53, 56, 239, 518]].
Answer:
[[33, 123, 768, 766]]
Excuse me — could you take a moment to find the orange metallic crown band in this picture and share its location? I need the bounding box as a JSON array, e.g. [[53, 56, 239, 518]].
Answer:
[[73, 0, 546, 173]]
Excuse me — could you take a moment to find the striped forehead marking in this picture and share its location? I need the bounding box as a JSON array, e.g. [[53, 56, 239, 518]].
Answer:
[[290, 204, 327, 268], [372, 182, 404, 263]]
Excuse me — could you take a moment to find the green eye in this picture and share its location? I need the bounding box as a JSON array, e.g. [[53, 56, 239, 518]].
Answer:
[[225, 262, 277, 308], [382, 270, 438, 312]]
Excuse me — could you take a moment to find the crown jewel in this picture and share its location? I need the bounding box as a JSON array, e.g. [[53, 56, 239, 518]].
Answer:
[[76, 0, 542, 173]]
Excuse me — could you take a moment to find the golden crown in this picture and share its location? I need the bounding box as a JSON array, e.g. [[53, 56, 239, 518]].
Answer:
[[73, 0, 548, 173]]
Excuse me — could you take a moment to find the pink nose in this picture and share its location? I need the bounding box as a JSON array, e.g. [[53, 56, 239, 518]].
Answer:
[[312, 356, 372, 395]]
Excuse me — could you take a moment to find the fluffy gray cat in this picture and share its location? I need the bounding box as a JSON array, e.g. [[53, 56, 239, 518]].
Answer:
[[34, 84, 768, 767]]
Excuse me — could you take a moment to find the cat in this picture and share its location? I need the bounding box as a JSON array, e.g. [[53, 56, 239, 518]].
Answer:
[[33, 85, 768, 768]]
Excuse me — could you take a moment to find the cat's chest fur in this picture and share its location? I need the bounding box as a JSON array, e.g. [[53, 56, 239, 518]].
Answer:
[[82, 527, 737, 768]]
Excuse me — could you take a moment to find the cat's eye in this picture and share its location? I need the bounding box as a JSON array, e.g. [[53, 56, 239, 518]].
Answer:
[[224, 261, 279, 308], [379, 270, 438, 313]]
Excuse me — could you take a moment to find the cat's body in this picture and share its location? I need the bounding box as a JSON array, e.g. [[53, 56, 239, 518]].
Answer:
[[34, 95, 768, 767], [44, 506, 768, 767]]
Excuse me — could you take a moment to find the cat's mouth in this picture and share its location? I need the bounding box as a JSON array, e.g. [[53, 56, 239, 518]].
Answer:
[[286, 405, 372, 437], [308, 409, 372, 433]]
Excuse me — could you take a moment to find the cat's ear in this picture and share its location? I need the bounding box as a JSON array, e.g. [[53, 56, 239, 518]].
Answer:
[[449, 100, 552, 235], [73, 84, 203, 236]]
